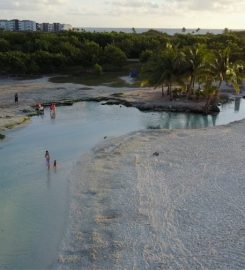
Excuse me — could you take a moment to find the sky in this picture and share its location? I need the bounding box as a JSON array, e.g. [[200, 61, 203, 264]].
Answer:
[[0, 0, 245, 29]]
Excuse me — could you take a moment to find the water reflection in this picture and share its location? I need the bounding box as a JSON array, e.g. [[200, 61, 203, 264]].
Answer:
[[46, 169, 51, 188], [211, 114, 218, 126], [234, 97, 241, 112], [146, 112, 219, 129], [145, 97, 245, 130]]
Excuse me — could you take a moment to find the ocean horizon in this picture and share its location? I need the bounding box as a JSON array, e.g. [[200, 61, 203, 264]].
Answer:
[[78, 27, 244, 35]]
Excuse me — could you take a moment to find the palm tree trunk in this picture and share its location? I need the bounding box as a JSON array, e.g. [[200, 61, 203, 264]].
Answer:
[[204, 95, 212, 114], [187, 75, 194, 98], [162, 84, 164, 97], [218, 79, 222, 89], [169, 82, 173, 101], [204, 93, 218, 114], [192, 76, 195, 94]]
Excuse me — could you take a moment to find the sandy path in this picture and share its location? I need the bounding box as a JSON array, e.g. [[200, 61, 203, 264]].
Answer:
[[58, 121, 245, 269]]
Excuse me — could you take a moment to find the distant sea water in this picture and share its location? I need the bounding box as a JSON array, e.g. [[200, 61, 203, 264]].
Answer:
[[79, 27, 239, 35]]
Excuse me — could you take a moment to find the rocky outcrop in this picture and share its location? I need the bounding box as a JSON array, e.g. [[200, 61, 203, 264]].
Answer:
[[101, 97, 220, 114]]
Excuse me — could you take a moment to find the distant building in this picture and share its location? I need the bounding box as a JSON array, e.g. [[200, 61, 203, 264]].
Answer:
[[19, 20, 37, 31], [40, 23, 48, 32], [0, 19, 37, 31], [0, 20, 8, 30], [39, 22, 72, 32], [36, 23, 41, 31], [8, 19, 20, 31], [53, 23, 62, 32], [0, 19, 72, 32]]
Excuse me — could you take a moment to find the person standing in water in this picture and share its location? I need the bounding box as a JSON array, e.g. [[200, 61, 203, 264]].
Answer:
[[50, 103, 56, 119], [53, 160, 57, 172], [14, 93, 18, 104], [45, 150, 50, 169]]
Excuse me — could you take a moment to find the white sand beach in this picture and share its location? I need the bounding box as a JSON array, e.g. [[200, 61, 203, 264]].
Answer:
[[58, 121, 245, 269]]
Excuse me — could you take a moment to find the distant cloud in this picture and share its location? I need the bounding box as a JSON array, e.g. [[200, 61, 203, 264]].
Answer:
[[68, 8, 99, 17], [108, 0, 159, 8], [167, 0, 245, 12], [104, 0, 245, 17], [104, 0, 161, 16], [0, 0, 69, 11], [0, 0, 244, 28]]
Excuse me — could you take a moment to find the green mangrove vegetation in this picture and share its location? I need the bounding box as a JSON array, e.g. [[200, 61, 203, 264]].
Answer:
[[0, 29, 244, 76], [0, 29, 245, 110]]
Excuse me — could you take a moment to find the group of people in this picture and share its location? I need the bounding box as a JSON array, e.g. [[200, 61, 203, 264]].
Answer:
[[14, 92, 57, 170], [34, 102, 56, 119], [15, 91, 57, 119], [13, 92, 58, 170], [45, 150, 57, 170]]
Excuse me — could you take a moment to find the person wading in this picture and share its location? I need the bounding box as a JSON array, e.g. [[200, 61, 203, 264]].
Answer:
[[45, 150, 51, 169], [14, 93, 18, 104]]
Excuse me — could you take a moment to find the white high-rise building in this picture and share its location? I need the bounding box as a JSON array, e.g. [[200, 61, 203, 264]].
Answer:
[[6, 20, 18, 31], [0, 19, 72, 32], [0, 19, 36, 31], [0, 20, 8, 30], [19, 20, 36, 31], [40, 23, 54, 32]]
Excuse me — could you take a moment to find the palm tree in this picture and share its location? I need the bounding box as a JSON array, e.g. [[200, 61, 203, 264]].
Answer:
[[208, 48, 243, 94], [225, 62, 244, 94], [183, 44, 207, 97], [209, 48, 230, 88], [202, 51, 243, 113], [182, 27, 186, 33], [202, 76, 219, 114], [142, 44, 185, 99]]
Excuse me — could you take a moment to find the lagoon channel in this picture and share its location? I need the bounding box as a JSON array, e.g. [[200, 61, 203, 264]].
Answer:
[[0, 98, 245, 269]]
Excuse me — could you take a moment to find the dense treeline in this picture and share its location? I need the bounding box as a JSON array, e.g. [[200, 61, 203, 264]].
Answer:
[[0, 30, 167, 74], [0, 29, 245, 77]]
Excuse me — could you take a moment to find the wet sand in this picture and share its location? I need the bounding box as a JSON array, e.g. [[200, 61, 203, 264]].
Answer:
[[58, 121, 245, 269]]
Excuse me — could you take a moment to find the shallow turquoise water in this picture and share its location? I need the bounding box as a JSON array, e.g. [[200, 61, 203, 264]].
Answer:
[[0, 99, 245, 269]]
